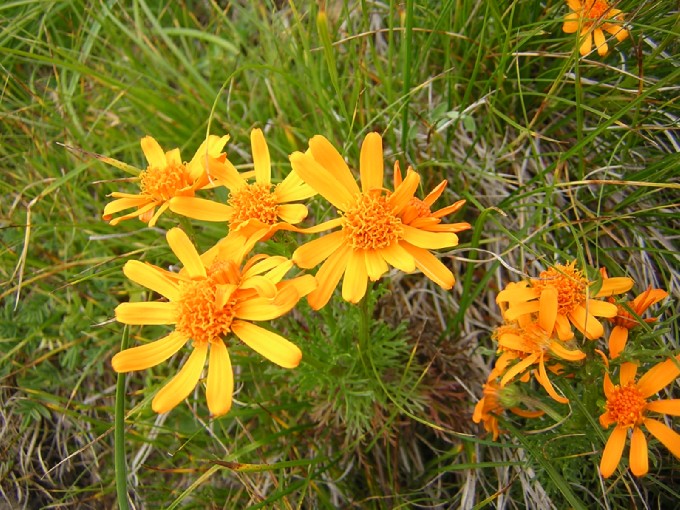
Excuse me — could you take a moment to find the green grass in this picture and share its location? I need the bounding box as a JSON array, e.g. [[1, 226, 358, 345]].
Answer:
[[1, 0, 679, 508]]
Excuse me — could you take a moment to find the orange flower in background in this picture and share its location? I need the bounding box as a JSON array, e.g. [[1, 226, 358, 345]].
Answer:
[[599, 358, 680, 478], [103, 135, 229, 227], [497, 261, 633, 341], [393, 161, 471, 234], [170, 128, 316, 236], [290, 132, 462, 309], [562, 0, 629, 57], [473, 376, 544, 440], [111, 227, 315, 416]]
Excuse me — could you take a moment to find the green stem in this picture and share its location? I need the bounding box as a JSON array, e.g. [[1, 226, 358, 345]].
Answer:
[[115, 326, 130, 510], [400, 0, 414, 154], [357, 282, 374, 360]]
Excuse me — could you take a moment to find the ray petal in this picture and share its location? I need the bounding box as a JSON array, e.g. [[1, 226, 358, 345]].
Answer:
[[359, 132, 384, 193], [251, 128, 271, 184], [637, 356, 680, 398], [308, 135, 360, 197], [293, 231, 345, 269], [152, 344, 207, 413], [206, 340, 234, 417], [122, 260, 180, 301], [169, 196, 232, 222], [643, 418, 680, 458], [111, 331, 188, 372], [140, 136, 166, 168], [290, 151, 355, 211], [231, 320, 302, 368], [600, 426, 627, 478], [342, 249, 368, 303], [166, 228, 206, 279], [115, 302, 177, 325]]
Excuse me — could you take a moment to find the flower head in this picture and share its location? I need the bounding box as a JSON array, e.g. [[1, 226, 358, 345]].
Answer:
[[169, 129, 316, 237], [290, 132, 463, 309], [103, 135, 229, 227], [562, 0, 629, 57], [111, 227, 315, 416], [599, 357, 680, 477], [497, 261, 634, 341]]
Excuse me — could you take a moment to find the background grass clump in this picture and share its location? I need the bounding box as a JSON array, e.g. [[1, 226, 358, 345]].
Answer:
[[1, 0, 679, 508]]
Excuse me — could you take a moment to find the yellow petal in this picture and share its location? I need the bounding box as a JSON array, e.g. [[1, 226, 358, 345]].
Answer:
[[597, 276, 634, 297], [115, 302, 177, 325], [554, 314, 575, 341], [548, 340, 586, 361], [231, 320, 302, 368], [569, 306, 604, 340], [402, 225, 458, 249], [380, 241, 416, 273], [389, 168, 420, 215], [243, 255, 291, 279], [152, 344, 207, 414], [239, 275, 278, 299], [141, 136, 166, 169], [308, 135, 360, 198], [103, 196, 150, 217], [307, 244, 351, 310], [600, 426, 627, 478], [251, 128, 271, 185], [147, 201, 171, 228], [643, 418, 680, 458], [637, 355, 680, 398], [620, 362, 638, 386], [169, 196, 232, 222], [342, 249, 368, 303], [504, 301, 541, 322], [594, 28, 608, 56], [166, 228, 206, 279], [566, 0, 581, 11], [563, 17, 579, 34], [235, 286, 300, 321], [111, 331, 188, 372], [293, 230, 345, 269], [290, 151, 355, 211], [646, 399, 680, 416], [122, 260, 180, 301], [496, 284, 537, 305], [208, 157, 246, 191], [500, 353, 539, 387], [629, 427, 648, 477], [579, 31, 592, 56], [206, 340, 233, 417], [187, 134, 230, 179], [275, 170, 317, 201], [359, 132, 384, 193], [165, 148, 182, 167], [538, 287, 558, 333], [537, 357, 569, 404], [585, 299, 617, 318], [400, 242, 454, 289], [608, 326, 629, 359], [364, 249, 389, 281], [277, 203, 308, 224]]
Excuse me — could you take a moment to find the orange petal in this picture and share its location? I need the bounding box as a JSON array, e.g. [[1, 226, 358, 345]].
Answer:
[[380, 242, 416, 273], [548, 340, 586, 362], [115, 302, 177, 325], [364, 249, 389, 281], [620, 362, 638, 386], [293, 230, 345, 269], [554, 314, 575, 341], [231, 320, 302, 368], [152, 344, 207, 413], [596, 276, 634, 297], [585, 299, 617, 318], [169, 196, 232, 222], [538, 287, 558, 333], [122, 260, 180, 301], [307, 244, 351, 310], [400, 242, 454, 289], [290, 151, 355, 211], [342, 249, 368, 303], [251, 128, 271, 185], [563, 16, 579, 34], [140, 136, 166, 169], [537, 356, 569, 404], [103, 196, 150, 217], [603, 371, 615, 399], [388, 168, 420, 215], [569, 306, 604, 340], [206, 340, 233, 417], [500, 354, 539, 387], [308, 135, 360, 198], [166, 228, 206, 279], [111, 331, 187, 372], [277, 203, 308, 224], [579, 31, 592, 56], [629, 427, 648, 477], [646, 399, 680, 416], [359, 132, 384, 193], [637, 356, 680, 398], [643, 418, 680, 458], [608, 326, 629, 359], [402, 225, 458, 249], [275, 170, 317, 202], [594, 28, 608, 56], [600, 426, 627, 478], [504, 301, 541, 322]]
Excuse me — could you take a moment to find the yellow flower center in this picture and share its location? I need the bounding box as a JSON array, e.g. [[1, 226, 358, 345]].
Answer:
[[584, 0, 611, 20], [175, 261, 239, 346], [605, 382, 647, 428], [534, 262, 588, 315], [342, 191, 403, 249], [140, 163, 193, 200], [228, 183, 279, 226]]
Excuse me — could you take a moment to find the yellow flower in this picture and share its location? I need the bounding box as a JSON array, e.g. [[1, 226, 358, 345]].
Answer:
[[290, 133, 461, 309], [562, 0, 629, 57], [393, 161, 471, 234], [599, 358, 680, 478], [493, 286, 586, 404], [497, 261, 634, 341], [473, 376, 544, 440], [103, 135, 229, 227], [169, 128, 316, 236], [111, 227, 315, 416]]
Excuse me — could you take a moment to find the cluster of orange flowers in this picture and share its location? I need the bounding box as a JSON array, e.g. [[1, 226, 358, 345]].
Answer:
[[561, 0, 629, 57], [474, 261, 678, 478], [104, 129, 470, 417]]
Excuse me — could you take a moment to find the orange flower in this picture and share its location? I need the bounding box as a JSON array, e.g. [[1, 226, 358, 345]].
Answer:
[[393, 161, 471, 234], [170, 128, 315, 236], [103, 135, 229, 227], [562, 0, 629, 57], [497, 261, 633, 341], [599, 358, 680, 478], [473, 376, 544, 440], [290, 133, 461, 309], [493, 287, 586, 404], [111, 227, 315, 416]]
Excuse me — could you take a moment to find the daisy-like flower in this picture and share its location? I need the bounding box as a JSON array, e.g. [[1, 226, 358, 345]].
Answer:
[[111, 227, 315, 416], [497, 261, 634, 341], [290, 132, 461, 309], [103, 135, 229, 227], [562, 0, 629, 57], [170, 128, 316, 237], [393, 161, 471, 234], [600, 270, 669, 359], [473, 376, 544, 440], [493, 287, 586, 404], [599, 357, 680, 478]]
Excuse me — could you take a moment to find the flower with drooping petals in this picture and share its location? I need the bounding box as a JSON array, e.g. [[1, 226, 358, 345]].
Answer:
[[497, 261, 634, 341], [562, 0, 629, 57], [103, 135, 229, 227], [170, 128, 316, 237], [599, 357, 680, 478], [111, 227, 315, 416], [393, 161, 471, 234], [290, 132, 462, 309]]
